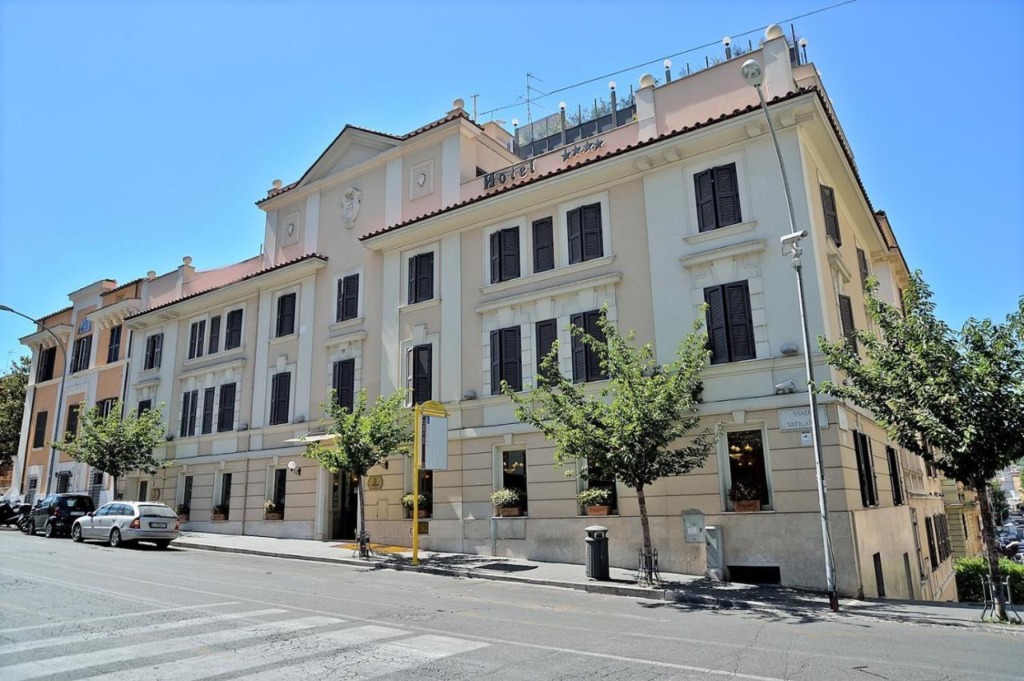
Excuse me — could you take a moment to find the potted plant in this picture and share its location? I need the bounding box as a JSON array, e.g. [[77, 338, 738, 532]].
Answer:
[[577, 487, 612, 516], [401, 492, 431, 518], [264, 499, 283, 520], [211, 504, 228, 521], [175, 503, 190, 521], [728, 479, 764, 512], [491, 488, 522, 517]]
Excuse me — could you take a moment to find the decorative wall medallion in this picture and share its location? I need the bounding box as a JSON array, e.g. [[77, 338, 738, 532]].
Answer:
[[409, 160, 433, 200], [416, 172, 426, 187], [281, 211, 300, 246], [78, 318, 92, 334], [342, 187, 362, 229], [286, 222, 296, 236]]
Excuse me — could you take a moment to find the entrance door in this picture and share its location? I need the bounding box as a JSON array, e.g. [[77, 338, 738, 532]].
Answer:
[[138, 481, 148, 502], [330, 472, 358, 540]]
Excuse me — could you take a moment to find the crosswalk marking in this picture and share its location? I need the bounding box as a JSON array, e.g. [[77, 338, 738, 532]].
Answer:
[[80, 625, 408, 681], [0, 602, 239, 635], [4, 615, 340, 681], [0, 608, 286, 656]]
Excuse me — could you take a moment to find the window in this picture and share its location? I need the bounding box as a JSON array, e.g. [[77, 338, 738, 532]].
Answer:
[[567, 203, 603, 264], [107, 325, 122, 364], [66, 405, 80, 441], [853, 430, 878, 507], [138, 399, 152, 416], [409, 345, 432, 405], [873, 553, 886, 598], [220, 472, 232, 517], [332, 359, 355, 412], [70, 335, 92, 373], [144, 333, 163, 370], [188, 320, 206, 360], [26, 477, 38, 504], [201, 387, 215, 435], [97, 398, 116, 418], [726, 430, 771, 509], [490, 227, 520, 283], [935, 514, 952, 562], [217, 383, 236, 432], [335, 274, 360, 322], [490, 327, 522, 394], [856, 248, 870, 289], [208, 316, 221, 354], [532, 218, 554, 273], [269, 372, 291, 425], [924, 516, 938, 571], [179, 390, 198, 437], [535, 319, 558, 383], [225, 309, 243, 349], [37, 347, 57, 382], [32, 411, 47, 448], [695, 163, 741, 232], [838, 294, 857, 353], [705, 282, 755, 364], [56, 472, 70, 494], [276, 293, 296, 337], [820, 184, 841, 246], [501, 450, 528, 515], [182, 475, 193, 508], [408, 252, 434, 304], [570, 311, 607, 383], [273, 468, 287, 515], [886, 446, 904, 506], [582, 462, 618, 515]]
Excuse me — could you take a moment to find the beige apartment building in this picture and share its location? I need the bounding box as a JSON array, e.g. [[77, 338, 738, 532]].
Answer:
[[12, 26, 958, 600]]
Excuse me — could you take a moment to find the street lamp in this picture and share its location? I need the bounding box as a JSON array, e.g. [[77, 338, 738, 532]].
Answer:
[[0, 304, 69, 499], [739, 59, 839, 611]]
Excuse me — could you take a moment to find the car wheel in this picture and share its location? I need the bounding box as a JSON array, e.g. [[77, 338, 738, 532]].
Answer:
[[71, 524, 83, 543], [155, 540, 171, 550], [44, 522, 56, 538], [109, 528, 123, 548]]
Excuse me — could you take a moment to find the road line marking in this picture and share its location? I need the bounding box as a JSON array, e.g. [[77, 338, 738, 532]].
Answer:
[[80, 625, 407, 680], [3, 615, 341, 681], [0, 608, 286, 656], [0, 566, 174, 609], [0, 602, 237, 634]]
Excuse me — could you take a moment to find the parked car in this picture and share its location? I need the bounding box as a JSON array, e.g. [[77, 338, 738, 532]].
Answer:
[[71, 501, 179, 548], [28, 493, 96, 538]]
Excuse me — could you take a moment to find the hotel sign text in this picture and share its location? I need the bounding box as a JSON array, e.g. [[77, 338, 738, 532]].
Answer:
[[483, 159, 536, 190]]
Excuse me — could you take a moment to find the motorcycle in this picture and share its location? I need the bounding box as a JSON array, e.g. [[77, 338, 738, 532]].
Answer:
[[0, 498, 19, 528]]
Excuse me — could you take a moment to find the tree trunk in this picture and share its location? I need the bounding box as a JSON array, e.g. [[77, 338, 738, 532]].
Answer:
[[636, 485, 652, 555], [356, 474, 368, 558], [975, 475, 1007, 621]]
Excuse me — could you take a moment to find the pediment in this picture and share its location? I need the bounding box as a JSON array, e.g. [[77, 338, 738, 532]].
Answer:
[[298, 127, 400, 188]]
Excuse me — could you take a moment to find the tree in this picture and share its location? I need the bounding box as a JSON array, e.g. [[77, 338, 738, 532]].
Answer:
[[51, 400, 167, 498], [505, 310, 719, 583], [818, 272, 1024, 620], [307, 389, 412, 558], [990, 482, 1010, 524], [0, 355, 30, 471]]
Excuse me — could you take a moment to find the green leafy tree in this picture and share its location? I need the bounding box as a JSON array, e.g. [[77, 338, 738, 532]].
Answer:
[[505, 310, 719, 580], [306, 389, 412, 557], [819, 273, 1024, 620], [0, 356, 30, 470], [51, 400, 166, 498]]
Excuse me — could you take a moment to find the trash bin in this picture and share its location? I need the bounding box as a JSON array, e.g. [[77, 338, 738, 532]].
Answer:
[[585, 525, 610, 581]]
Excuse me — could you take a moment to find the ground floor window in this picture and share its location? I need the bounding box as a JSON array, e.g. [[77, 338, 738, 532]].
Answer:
[[26, 477, 38, 504], [499, 450, 528, 515], [56, 472, 71, 494], [725, 429, 771, 510], [273, 468, 287, 516], [218, 472, 233, 520], [579, 462, 618, 515]]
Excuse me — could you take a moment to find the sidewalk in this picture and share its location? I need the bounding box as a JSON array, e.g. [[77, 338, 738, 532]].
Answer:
[[174, 531, 1016, 631]]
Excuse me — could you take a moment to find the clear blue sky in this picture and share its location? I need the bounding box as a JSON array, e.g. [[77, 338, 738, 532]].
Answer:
[[1, 0, 1021, 367]]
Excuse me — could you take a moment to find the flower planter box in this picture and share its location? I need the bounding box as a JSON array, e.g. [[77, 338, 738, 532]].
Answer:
[[586, 505, 611, 516], [498, 507, 522, 517], [211, 513, 227, 522], [734, 500, 762, 513], [264, 512, 283, 521]]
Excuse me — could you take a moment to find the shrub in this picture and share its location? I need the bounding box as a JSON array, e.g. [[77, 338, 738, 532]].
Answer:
[[490, 488, 520, 509], [175, 503, 190, 516], [401, 493, 430, 510], [577, 487, 612, 507], [954, 556, 1024, 602]]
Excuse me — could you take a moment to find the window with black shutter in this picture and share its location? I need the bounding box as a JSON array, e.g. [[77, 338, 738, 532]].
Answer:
[[71, 336, 92, 373], [208, 316, 221, 354], [570, 310, 607, 383], [694, 163, 742, 232], [336, 274, 360, 322], [217, 383, 236, 432], [567, 203, 604, 264], [535, 319, 558, 383], [270, 372, 291, 425], [856, 248, 870, 289], [704, 282, 755, 364], [107, 325, 122, 364], [225, 309, 243, 349], [66, 404, 80, 441], [201, 387, 215, 434], [332, 359, 355, 412], [838, 294, 857, 352], [188, 320, 206, 359], [410, 345, 432, 405], [33, 411, 47, 448], [179, 390, 198, 437], [532, 218, 554, 273], [37, 347, 57, 382], [820, 185, 841, 245], [276, 293, 296, 337], [886, 445, 904, 506], [490, 227, 521, 283], [144, 333, 163, 370], [97, 398, 116, 418], [490, 327, 522, 394], [274, 468, 287, 513], [854, 430, 878, 507], [408, 253, 434, 304], [924, 516, 938, 571], [138, 399, 152, 416]]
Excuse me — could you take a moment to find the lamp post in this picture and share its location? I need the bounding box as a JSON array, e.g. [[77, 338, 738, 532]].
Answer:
[[739, 59, 839, 611], [0, 304, 69, 499]]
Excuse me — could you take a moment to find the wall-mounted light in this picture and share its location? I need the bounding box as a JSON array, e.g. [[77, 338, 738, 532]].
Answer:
[[287, 460, 301, 475]]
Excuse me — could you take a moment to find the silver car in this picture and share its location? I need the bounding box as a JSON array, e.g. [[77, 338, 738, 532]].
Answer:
[[71, 501, 179, 549]]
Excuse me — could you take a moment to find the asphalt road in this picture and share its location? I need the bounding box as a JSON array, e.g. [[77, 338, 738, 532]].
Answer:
[[0, 529, 1018, 680]]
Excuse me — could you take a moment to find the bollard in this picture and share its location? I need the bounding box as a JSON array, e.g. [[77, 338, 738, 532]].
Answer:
[[584, 525, 610, 581]]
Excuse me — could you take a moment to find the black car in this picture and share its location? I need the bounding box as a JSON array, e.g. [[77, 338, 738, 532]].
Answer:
[[29, 493, 96, 538]]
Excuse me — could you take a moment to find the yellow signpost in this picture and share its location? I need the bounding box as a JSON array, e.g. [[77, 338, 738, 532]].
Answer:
[[412, 400, 447, 566]]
